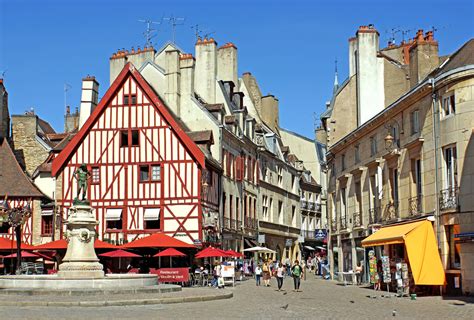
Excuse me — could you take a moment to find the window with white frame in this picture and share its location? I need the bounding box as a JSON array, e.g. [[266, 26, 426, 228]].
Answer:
[[262, 195, 268, 219], [442, 93, 456, 118], [91, 167, 100, 184], [443, 145, 458, 189]]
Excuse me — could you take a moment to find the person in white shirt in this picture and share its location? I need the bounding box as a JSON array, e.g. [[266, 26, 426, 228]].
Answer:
[[255, 264, 262, 286], [276, 261, 286, 291]]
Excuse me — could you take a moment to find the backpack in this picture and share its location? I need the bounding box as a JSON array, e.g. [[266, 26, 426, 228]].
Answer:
[[292, 265, 302, 277]]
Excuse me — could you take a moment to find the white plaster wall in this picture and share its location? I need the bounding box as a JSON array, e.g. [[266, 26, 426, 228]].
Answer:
[[34, 174, 55, 200]]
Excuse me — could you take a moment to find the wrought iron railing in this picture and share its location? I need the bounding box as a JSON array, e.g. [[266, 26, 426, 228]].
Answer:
[[408, 195, 423, 216], [353, 212, 362, 228], [369, 206, 382, 224], [439, 187, 459, 211], [340, 216, 347, 230], [301, 229, 316, 239], [244, 217, 257, 230], [223, 217, 231, 229], [384, 201, 399, 221], [300, 200, 308, 209]]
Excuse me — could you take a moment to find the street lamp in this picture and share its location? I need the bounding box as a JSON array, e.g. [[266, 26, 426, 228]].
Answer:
[[0, 198, 32, 274]]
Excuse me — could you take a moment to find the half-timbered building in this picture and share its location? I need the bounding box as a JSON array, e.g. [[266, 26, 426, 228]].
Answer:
[[52, 63, 207, 245]]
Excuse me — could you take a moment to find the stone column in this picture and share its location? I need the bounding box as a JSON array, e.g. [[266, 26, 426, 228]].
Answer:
[[58, 205, 104, 278]]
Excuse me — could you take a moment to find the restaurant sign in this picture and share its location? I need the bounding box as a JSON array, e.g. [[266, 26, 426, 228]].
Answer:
[[157, 268, 189, 283], [314, 229, 328, 240]]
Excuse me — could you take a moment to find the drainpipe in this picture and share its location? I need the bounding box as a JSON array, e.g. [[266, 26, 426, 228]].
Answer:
[[430, 78, 441, 248]]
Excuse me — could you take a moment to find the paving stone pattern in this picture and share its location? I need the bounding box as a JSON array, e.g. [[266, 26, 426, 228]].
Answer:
[[2, 275, 473, 319]]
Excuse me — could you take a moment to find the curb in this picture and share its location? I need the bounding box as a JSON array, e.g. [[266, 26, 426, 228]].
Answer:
[[0, 292, 233, 307]]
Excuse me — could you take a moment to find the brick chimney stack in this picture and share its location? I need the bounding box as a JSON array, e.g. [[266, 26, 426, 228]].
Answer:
[[409, 29, 439, 87], [79, 76, 99, 128]]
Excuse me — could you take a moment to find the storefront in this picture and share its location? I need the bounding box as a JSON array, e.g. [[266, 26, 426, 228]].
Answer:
[[362, 219, 445, 294]]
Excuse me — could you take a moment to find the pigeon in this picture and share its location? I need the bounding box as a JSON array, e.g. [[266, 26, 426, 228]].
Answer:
[[283, 292, 288, 295], [350, 300, 355, 303], [281, 304, 289, 310]]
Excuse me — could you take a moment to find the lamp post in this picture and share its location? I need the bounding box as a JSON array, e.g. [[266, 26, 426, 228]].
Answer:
[[0, 199, 32, 274]]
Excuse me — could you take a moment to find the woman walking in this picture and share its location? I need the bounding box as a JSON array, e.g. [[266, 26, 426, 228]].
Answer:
[[255, 264, 262, 286], [262, 261, 271, 287], [276, 261, 285, 291], [291, 260, 304, 292]]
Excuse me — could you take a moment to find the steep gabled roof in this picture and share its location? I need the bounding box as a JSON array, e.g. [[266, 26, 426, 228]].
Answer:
[[0, 137, 45, 198], [52, 63, 205, 176]]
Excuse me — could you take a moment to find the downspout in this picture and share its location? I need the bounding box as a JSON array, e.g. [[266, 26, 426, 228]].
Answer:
[[430, 77, 441, 248]]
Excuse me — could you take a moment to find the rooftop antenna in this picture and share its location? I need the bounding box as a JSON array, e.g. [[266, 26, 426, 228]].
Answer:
[[191, 24, 203, 41], [386, 27, 400, 45], [64, 83, 72, 111], [163, 15, 185, 43], [138, 19, 162, 47], [203, 31, 215, 39], [401, 29, 412, 42]]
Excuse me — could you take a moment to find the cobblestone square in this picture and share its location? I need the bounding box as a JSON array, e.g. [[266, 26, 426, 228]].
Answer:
[[2, 276, 473, 319]]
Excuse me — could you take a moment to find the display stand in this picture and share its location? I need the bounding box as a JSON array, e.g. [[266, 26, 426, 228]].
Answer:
[[381, 256, 391, 296]]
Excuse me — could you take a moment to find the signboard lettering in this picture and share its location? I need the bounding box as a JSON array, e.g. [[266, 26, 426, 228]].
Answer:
[[157, 268, 189, 283]]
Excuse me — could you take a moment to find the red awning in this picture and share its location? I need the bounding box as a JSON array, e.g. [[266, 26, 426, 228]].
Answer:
[[225, 249, 244, 258], [195, 247, 230, 258], [154, 248, 186, 257], [34, 239, 118, 250], [123, 233, 195, 249], [0, 236, 34, 250], [98, 249, 141, 258], [3, 251, 39, 258]]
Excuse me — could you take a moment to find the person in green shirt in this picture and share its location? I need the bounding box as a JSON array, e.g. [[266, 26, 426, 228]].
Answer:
[[291, 260, 304, 292]]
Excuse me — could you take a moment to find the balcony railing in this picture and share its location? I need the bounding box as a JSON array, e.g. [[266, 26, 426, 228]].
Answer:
[[331, 218, 337, 232], [384, 201, 399, 221], [300, 200, 308, 209], [300, 200, 321, 213], [408, 195, 423, 216], [369, 206, 382, 224], [223, 217, 231, 229], [340, 216, 347, 230], [439, 187, 459, 211], [244, 217, 258, 230], [353, 212, 362, 228], [223, 217, 241, 230]]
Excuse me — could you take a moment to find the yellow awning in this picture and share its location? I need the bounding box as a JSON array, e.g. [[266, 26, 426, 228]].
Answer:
[[362, 220, 445, 285]]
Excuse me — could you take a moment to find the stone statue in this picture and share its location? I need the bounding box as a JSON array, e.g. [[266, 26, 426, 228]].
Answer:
[[73, 164, 91, 204]]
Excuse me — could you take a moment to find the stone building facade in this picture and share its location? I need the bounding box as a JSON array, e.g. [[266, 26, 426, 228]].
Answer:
[[321, 25, 474, 295]]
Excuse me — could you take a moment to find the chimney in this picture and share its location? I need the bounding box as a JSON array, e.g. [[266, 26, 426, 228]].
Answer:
[[180, 54, 195, 109], [0, 79, 10, 139], [64, 105, 79, 133], [348, 37, 357, 77], [409, 30, 439, 88], [260, 94, 279, 133], [165, 50, 181, 117], [217, 42, 238, 86], [79, 76, 99, 128], [194, 38, 217, 103], [109, 46, 155, 84], [355, 24, 385, 126]]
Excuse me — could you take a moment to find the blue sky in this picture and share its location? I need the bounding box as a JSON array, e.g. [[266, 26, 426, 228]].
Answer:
[[1, 0, 473, 138]]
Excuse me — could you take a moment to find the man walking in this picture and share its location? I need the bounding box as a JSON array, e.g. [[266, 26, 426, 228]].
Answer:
[[291, 260, 304, 292]]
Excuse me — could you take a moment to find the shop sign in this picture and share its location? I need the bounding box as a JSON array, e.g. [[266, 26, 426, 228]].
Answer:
[[258, 234, 266, 244], [314, 229, 328, 240], [285, 239, 293, 247], [157, 268, 189, 283], [221, 264, 235, 278]]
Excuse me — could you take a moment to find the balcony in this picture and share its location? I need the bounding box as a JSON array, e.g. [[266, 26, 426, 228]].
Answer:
[[353, 212, 362, 228], [223, 217, 241, 231], [223, 217, 231, 229], [384, 201, 399, 221], [408, 195, 423, 216], [301, 200, 321, 214], [244, 217, 258, 230], [340, 216, 347, 230], [369, 206, 382, 224], [300, 199, 308, 210], [439, 187, 459, 211]]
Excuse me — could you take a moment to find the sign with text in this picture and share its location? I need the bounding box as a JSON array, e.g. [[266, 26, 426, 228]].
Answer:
[[157, 268, 189, 283], [314, 229, 328, 240]]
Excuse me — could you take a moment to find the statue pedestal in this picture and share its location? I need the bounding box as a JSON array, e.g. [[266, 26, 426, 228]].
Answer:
[[58, 204, 104, 278]]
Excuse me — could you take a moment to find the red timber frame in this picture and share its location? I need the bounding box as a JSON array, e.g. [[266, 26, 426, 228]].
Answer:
[[0, 198, 33, 244], [52, 63, 206, 244]]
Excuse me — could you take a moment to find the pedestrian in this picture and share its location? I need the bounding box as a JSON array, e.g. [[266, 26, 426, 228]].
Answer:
[[262, 261, 271, 287], [285, 257, 291, 276], [374, 259, 383, 291], [291, 260, 304, 292], [276, 261, 285, 291], [212, 262, 221, 287], [255, 264, 262, 286], [355, 262, 363, 285]]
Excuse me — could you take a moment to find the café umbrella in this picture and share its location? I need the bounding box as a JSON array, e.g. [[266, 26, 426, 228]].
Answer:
[[225, 249, 244, 258], [34, 239, 118, 250], [154, 248, 186, 268], [195, 247, 230, 258], [3, 251, 39, 258], [243, 246, 276, 253]]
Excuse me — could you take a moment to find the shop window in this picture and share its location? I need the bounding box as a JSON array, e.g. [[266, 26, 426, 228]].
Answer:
[[447, 225, 461, 269], [442, 93, 455, 118], [91, 167, 100, 184]]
